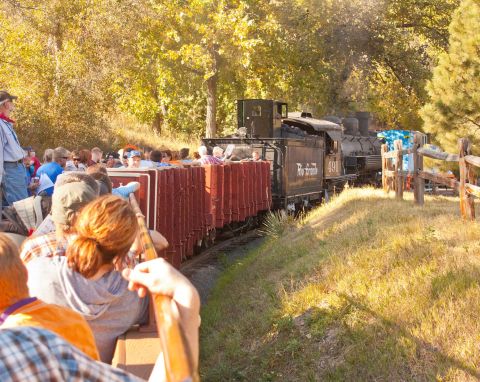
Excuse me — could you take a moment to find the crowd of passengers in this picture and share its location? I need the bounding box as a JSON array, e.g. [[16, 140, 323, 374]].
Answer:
[[0, 91, 273, 380], [0, 89, 265, 380], [15, 144, 262, 201], [107, 144, 262, 169], [0, 144, 263, 381]]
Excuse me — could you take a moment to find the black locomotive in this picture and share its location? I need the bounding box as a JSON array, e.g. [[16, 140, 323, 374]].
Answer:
[[203, 99, 382, 211]]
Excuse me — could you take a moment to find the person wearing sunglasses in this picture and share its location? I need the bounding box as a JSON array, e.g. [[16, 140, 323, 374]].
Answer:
[[65, 151, 87, 172], [0, 91, 29, 205], [36, 147, 70, 196]]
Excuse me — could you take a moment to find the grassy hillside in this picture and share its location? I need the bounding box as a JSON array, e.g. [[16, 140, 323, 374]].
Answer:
[[111, 116, 199, 152], [107, 115, 200, 154], [200, 188, 480, 381]]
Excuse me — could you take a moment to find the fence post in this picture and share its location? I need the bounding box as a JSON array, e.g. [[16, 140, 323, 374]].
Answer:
[[467, 155, 477, 220], [413, 133, 424, 205], [458, 138, 474, 219], [381, 144, 388, 193], [394, 140, 403, 200]]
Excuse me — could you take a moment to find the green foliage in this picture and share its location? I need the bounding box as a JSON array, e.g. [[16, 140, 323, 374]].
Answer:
[[0, 0, 465, 149], [260, 210, 296, 239], [421, 0, 480, 152]]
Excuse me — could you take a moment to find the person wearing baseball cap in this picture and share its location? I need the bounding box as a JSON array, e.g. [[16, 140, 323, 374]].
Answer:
[[0, 91, 28, 205], [127, 150, 142, 168]]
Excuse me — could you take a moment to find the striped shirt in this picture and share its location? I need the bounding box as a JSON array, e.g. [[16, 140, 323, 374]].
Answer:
[[200, 155, 223, 165]]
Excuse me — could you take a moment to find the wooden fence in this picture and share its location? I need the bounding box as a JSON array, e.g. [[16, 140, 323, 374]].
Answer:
[[381, 133, 480, 220]]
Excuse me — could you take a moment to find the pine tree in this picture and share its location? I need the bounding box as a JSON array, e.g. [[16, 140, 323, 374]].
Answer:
[[421, 0, 480, 152]]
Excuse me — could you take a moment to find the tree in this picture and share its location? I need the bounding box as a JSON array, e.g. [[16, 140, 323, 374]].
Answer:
[[0, 0, 116, 148], [421, 0, 480, 152], [296, 0, 458, 129]]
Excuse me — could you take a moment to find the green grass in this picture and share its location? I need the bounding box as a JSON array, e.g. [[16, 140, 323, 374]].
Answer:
[[200, 188, 480, 381]]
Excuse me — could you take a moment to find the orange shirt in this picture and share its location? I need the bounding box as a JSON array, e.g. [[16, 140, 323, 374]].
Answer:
[[2, 299, 99, 360]]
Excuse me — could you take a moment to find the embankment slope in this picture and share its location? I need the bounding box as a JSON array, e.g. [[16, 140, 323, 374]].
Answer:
[[201, 188, 480, 381]]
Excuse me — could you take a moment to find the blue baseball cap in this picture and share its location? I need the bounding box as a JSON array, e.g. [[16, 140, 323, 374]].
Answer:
[[128, 150, 142, 158]]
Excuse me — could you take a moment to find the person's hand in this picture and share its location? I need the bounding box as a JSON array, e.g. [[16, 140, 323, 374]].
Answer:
[[28, 179, 39, 191], [129, 230, 169, 259], [122, 257, 201, 375], [150, 230, 169, 252], [122, 258, 195, 300]]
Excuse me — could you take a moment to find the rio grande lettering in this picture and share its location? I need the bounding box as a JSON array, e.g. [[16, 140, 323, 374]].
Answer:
[[296, 163, 318, 177]]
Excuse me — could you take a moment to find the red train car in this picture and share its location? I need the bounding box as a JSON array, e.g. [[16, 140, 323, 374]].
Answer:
[[108, 162, 271, 268]]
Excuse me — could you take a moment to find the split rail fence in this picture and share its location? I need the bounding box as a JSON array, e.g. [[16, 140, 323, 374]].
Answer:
[[381, 133, 480, 220]]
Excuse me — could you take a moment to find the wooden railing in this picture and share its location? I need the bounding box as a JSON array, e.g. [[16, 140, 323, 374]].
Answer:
[[382, 133, 479, 220]]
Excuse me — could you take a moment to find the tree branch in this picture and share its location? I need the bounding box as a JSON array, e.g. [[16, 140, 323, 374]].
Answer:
[[395, 22, 449, 48]]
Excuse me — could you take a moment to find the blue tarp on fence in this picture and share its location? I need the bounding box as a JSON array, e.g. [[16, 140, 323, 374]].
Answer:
[[377, 130, 414, 171]]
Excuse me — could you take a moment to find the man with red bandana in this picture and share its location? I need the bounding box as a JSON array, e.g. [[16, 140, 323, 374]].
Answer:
[[0, 91, 28, 205]]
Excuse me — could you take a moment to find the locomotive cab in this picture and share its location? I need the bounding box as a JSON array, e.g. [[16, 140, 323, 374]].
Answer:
[[237, 99, 288, 138]]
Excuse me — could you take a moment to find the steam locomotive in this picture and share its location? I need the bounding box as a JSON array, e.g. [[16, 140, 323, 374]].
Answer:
[[203, 99, 383, 210]]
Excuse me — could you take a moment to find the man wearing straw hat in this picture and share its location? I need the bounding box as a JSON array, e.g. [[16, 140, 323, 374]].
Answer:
[[0, 91, 28, 206]]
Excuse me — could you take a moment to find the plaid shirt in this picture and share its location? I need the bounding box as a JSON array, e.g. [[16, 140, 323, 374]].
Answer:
[[0, 326, 144, 381], [20, 232, 137, 268], [20, 232, 68, 264]]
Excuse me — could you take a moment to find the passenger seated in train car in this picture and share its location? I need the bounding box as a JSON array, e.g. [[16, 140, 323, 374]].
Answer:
[[20, 174, 99, 260], [162, 149, 173, 164], [142, 146, 153, 161], [25, 195, 150, 363], [36, 147, 70, 196], [198, 145, 222, 165], [0, 234, 100, 360], [86, 163, 143, 204], [127, 150, 143, 168], [180, 147, 192, 162], [65, 150, 85, 172], [0, 256, 200, 381], [169, 148, 190, 166], [118, 149, 129, 167], [212, 146, 225, 162], [150, 149, 172, 167], [241, 150, 262, 162], [105, 151, 121, 168]]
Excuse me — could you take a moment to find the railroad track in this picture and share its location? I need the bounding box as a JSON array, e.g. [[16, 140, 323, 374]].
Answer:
[[180, 229, 263, 279]]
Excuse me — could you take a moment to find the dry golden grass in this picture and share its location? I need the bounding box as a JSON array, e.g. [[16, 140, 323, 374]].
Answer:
[[110, 115, 200, 152], [200, 188, 480, 381]]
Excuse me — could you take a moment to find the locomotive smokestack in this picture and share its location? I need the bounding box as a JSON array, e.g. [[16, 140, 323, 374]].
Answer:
[[356, 111, 371, 136]]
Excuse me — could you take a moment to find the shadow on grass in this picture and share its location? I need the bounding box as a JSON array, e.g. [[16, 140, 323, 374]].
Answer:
[[431, 266, 480, 299], [336, 292, 480, 380], [200, 191, 473, 381]]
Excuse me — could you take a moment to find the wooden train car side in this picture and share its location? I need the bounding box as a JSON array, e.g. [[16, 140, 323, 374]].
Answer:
[[107, 162, 271, 268]]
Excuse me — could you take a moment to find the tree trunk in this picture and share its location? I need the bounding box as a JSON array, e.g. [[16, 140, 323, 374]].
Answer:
[[51, 22, 63, 98], [205, 74, 217, 138], [152, 112, 162, 134], [151, 88, 167, 134]]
